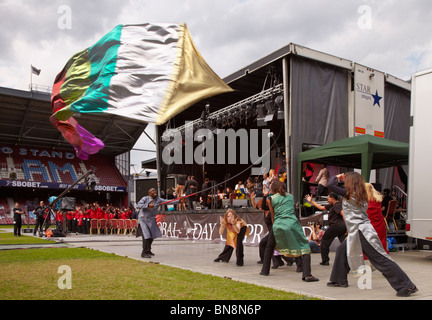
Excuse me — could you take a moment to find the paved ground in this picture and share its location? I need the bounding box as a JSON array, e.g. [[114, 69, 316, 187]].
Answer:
[[28, 232, 432, 301]]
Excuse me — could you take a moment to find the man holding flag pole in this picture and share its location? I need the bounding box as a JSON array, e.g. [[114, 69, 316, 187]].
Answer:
[[136, 188, 182, 258]]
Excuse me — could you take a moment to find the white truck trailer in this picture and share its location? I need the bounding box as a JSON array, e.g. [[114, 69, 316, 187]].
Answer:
[[407, 68, 432, 245]]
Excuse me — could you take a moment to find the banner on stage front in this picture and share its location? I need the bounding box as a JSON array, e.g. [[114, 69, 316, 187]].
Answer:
[[156, 212, 268, 246], [155, 211, 324, 247]]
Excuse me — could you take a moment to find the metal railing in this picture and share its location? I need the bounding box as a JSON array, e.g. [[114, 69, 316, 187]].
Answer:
[[392, 185, 408, 220], [30, 83, 52, 93]]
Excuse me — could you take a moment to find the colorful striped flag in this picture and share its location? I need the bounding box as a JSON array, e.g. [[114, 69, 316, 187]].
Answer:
[[50, 23, 233, 159]]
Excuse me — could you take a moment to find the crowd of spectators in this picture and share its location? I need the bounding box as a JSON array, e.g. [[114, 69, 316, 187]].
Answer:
[[52, 202, 134, 234], [167, 172, 279, 211]]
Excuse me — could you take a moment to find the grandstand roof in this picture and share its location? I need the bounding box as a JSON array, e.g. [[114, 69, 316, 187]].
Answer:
[[0, 86, 148, 157]]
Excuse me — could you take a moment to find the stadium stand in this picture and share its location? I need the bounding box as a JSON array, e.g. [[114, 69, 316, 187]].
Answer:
[[0, 86, 148, 225], [0, 145, 129, 223], [0, 145, 126, 186]]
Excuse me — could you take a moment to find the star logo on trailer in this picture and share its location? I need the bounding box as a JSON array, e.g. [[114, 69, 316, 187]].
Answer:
[[371, 90, 382, 107], [356, 83, 383, 108]]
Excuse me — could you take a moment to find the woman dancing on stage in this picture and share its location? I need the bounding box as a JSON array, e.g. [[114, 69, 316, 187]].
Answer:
[[214, 209, 249, 266], [260, 180, 319, 282], [327, 172, 417, 297]]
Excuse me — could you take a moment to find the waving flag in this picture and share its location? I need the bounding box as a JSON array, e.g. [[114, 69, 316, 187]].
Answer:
[[50, 23, 233, 159], [31, 65, 41, 75]]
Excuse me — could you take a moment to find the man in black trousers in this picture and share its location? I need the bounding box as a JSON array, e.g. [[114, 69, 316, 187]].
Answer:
[[13, 202, 24, 236], [305, 192, 346, 265], [33, 201, 47, 236], [184, 176, 198, 210], [136, 188, 180, 258]]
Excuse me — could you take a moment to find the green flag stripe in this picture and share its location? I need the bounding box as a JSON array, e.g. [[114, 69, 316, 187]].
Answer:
[[70, 25, 123, 114]]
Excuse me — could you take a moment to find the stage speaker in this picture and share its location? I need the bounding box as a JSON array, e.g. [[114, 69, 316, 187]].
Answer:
[[192, 201, 202, 210], [61, 197, 76, 211], [221, 199, 231, 208], [232, 199, 248, 208]]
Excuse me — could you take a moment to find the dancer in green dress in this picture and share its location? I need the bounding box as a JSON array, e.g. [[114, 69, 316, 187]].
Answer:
[[260, 180, 319, 282], [271, 190, 311, 257]]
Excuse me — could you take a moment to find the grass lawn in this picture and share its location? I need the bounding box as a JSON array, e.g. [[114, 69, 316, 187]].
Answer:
[[0, 231, 318, 300], [0, 231, 54, 245]]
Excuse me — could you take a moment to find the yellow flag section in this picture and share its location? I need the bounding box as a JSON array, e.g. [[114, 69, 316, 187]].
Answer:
[[158, 24, 233, 125]]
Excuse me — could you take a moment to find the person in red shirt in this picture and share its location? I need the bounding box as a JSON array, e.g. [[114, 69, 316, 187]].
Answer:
[[120, 209, 126, 220], [95, 204, 104, 219], [73, 207, 80, 233], [55, 210, 63, 225], [66, 210, 73, 233], [125, 208, 132, 219], [102, 207, 109, 220], [81, 206, 89, 234], [77, 207, 84, 233], [365, 183, 388, 253], [89, 205, 97, 220]]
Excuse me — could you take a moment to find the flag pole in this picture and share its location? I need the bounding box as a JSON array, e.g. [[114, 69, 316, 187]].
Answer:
[[30, 65, 32, 91]]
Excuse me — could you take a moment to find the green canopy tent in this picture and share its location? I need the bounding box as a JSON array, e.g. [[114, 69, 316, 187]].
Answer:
[[297, 134, 409, 198]]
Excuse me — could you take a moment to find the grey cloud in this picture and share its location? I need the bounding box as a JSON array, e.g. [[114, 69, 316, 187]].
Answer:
[[1, 0, 432, 90]]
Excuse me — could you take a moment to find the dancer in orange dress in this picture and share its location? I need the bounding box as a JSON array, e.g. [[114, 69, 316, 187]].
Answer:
[[214, 209, 249, 266]]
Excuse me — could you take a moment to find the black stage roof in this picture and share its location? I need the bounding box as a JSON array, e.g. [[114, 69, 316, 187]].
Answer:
[[164, 42, 410, 127], [0, 86, 147, 157]]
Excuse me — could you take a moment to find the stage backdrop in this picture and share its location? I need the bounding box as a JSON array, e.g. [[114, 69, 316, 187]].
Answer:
[[155, 211, 323, 247]]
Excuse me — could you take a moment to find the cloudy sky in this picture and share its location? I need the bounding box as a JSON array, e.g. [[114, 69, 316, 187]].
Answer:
[[1, 0, 431, 169]]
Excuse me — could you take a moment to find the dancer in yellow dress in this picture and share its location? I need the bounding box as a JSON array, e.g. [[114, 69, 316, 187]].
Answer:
[[214, 209, 249, 266]]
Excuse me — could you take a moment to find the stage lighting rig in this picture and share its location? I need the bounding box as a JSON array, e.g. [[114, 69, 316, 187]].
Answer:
[[264, 99, 277, 122], [161, 84, 283, 138], [222, 115, 229, 127], [275, 94, 284, 120], [256, 103, 267, 127]]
